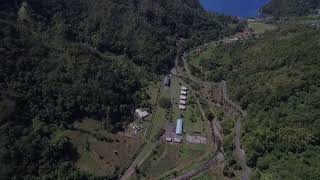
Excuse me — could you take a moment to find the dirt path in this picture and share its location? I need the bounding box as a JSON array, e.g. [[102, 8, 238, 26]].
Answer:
[[234, 119, 251, 180], [120, 143, 158, 180], [120, 83, 163, 180]]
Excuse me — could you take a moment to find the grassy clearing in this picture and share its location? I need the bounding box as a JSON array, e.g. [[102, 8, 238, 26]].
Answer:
[[64, 119, 143, 177], [139, 143, 209, 179], [248, 22, 277, 34]]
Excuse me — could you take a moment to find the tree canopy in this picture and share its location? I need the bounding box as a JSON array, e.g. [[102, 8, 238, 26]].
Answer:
[[261, 0, 320, 17], [189, 25, 320, 179]]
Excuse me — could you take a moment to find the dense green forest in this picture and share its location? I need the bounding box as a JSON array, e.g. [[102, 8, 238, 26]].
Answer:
[[261, 0, 320, 17], [0, 0, 240, 179], [189, 26, 320, 179]]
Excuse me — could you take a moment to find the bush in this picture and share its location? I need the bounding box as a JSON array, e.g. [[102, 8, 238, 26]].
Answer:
[[159, 97, 172, 109]]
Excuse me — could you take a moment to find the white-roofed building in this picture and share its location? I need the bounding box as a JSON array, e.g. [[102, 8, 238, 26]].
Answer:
[[165, 137, 172, 142], [180, 100, 187, 105], [181, 86, 188, 91], [174, 137, 182, 143], [135, 109, 149, 119], [180, 90, 187, 95], [179, 105, 186, 110], [180, 95, 187, 100]]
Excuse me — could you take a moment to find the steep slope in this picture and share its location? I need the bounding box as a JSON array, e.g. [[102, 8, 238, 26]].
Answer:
[[0, 0, 240, 179], [261, 0, 320, 17], [188, 26, 320, 179]]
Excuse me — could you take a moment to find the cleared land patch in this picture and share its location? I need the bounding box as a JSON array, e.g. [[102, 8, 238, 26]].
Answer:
[[139, 143, 210, 179], [248, 22, 277, 34], [65, 119, 143, 177]]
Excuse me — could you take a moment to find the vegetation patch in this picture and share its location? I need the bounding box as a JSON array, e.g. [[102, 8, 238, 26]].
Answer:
[[65, 119, 143, 177], [139, 143, 209, 179], [186, 25, 320, 179]]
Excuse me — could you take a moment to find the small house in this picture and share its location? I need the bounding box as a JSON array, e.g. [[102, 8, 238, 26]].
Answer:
[[135, 109, 149, 119], [181, 86, 188, 91], [165, 137, 172, 142], [179, 105, 186, 110], [180, 95, 187, 100], [180, 90, 187, 95], [174, 137, 182, 143], [179, 100, 187, 105]]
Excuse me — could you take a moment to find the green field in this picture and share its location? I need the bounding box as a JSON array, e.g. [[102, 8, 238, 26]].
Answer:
[[139, 143, 210, 179], [248, 22, 277, 34], [64, 119, 143, 177]]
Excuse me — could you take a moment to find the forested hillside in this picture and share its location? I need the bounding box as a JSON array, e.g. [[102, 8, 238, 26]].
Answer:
[[0, 0, 240, 179], [261, 0, 320, 17], [188, 26, 320, 179]]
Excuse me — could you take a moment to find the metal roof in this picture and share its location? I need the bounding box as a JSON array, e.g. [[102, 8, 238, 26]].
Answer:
[[176, 119, 183, 135]]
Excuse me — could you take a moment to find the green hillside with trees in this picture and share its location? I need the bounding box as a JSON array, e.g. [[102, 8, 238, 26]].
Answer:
[[188, 26, 320, 179], [0, 0, 240, 179], [261, 0, 320, 17]]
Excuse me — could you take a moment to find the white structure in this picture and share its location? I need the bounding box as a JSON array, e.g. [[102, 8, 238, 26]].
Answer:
[[180, 95, 187, 100], [180, 100, 187, 105], [135, 109, 149, 119], [176, 119, 183, 135], [180, 90, 187, 95], [174, 137, 182, 143], [179, 105, 186, 110], [165, 137, 173, 142], [181, 86, 188, 91]]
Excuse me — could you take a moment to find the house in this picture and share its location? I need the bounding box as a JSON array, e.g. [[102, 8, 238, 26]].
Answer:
[[180, 90, 187, 95], [165, 137, 173, 142], [181, 86, 188, 91], [135, 109, 149, 119], [180, 95, 187, 100], [175, 119, 183, 135], [163, 75, 171, 87], [174, 137, 182, 143], [179, 105, 186, 110], [179, 100, 187, 105]]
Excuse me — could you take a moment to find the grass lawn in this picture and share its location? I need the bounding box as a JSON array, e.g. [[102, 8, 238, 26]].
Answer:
[[139, 143, 210, 179], [64, 119, 143, 177], [248, 22, 277, 34]]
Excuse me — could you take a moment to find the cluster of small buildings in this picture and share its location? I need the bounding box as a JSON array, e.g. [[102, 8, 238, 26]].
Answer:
[[164, 118, 184, 144], [179, 86, 188, 110]]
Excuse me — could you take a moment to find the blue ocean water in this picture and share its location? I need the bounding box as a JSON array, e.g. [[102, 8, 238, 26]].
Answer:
[[199, 0, 270, 17]]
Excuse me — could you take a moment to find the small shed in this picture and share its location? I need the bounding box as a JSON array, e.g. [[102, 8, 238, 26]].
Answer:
[[180, 95, 187, 100], [181, 86, 188, 91], [179, 100, 187, 105], [165, 137, 172, 142], [179, 105, 186, 110], [135, 109, 149, 119], [163, 75, 171, 87], [174, 137, 182, 143], [180, 90, 187, 95], [176, 119, 183, 135]]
